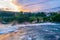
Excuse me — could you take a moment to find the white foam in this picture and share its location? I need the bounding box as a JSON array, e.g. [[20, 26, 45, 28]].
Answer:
[[0, 23, 60, 34]]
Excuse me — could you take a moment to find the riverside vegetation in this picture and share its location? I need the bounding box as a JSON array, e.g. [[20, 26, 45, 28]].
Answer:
[[0, 11, 60, 24]]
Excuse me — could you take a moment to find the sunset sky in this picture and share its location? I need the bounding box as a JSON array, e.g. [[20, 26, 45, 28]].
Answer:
[[0, 0, 60, 12]]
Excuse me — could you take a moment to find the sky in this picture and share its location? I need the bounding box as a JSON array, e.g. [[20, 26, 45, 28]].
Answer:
[[0, 0, 60, 12], [0, 0, 19, 12]]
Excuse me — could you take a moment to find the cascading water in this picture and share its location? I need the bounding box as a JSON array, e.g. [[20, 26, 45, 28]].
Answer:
[[0, 23, 60, 40]]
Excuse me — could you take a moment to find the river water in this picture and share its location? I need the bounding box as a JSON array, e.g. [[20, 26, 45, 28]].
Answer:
[[0, 23, 60, 40]]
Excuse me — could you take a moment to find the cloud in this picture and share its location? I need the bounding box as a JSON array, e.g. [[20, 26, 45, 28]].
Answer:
[[0, 0, 19, 12], [0, 0, 60, 12], [13, 0, 60, 12]]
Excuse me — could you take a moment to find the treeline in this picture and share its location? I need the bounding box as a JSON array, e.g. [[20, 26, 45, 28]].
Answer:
[[0, 11, 60, 24]]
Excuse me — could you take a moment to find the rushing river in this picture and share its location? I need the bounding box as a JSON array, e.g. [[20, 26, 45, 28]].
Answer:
[[0, 23, 60, 40]]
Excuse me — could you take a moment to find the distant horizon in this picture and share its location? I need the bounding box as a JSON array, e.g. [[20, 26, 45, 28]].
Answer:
[[0, 10, 60, 12]]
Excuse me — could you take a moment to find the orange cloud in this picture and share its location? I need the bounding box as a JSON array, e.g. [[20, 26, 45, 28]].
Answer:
[[11, 0, 33, 12], [11, 0, 42, 12], [11, 0, 23, 12], [0, 0, 20, 12]]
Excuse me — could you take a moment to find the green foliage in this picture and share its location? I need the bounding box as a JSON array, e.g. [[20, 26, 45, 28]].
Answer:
[[0, 11, 60, 24], [0, 11, 15, 23], [36, 12, 46, 17], [51, 14, 60, 22], [29, 17, 36, 22]]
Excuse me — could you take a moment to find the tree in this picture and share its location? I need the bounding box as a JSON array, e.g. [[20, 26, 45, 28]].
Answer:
[[29, 17, 36, 23], [51, 14, 60, 22], [36, 12, 46, 17]]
